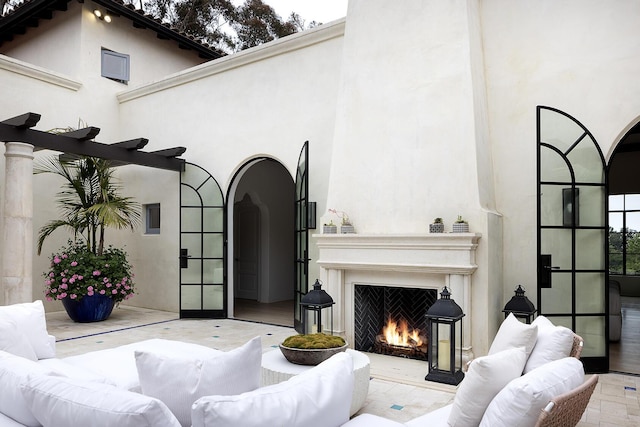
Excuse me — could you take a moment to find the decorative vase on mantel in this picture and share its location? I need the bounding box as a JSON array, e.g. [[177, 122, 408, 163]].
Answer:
[[429, 218, 444, 233], [61, 294, 116, 323], [323, 221, 338, 234], [452, 215, 469, 233]]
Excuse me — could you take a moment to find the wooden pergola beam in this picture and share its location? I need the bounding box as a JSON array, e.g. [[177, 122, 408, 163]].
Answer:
[[0, 113, 185, 172]]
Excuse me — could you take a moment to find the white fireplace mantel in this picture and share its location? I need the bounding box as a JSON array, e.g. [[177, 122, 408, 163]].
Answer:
[[313, 233, 481, 363]]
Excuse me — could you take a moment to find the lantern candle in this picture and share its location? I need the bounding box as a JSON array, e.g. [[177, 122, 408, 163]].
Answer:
[[438, 340, 450, 371]]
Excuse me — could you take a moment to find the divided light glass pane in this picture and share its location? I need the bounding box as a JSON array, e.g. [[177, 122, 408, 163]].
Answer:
[[576, 186, 604, 227], [540, 185, 564, 226], [576, 316, 605, 357], [576, 229, 605, 270], [203, 285, 224, 310], [539, 108, 585, 153], [203, 259, 224, 284], [183, 165, 210, 190], [181, 186, 201, 206], [203, 234, 223, 258], [181, 207, 202, 233], [181, 260, 202, 284], [540, 272, 572, 314], [181, 234, 202, 258], [203, 207, 223, 232], [540, 147, 571, 183], [566, 135, 604, 183], [200, 180, 223, 206], [627, 211, 640, 232], [575, 273, 605, 313], [541, 229, 572, 270], [181, 286, 201, 310], [609, 212, 623, 233]]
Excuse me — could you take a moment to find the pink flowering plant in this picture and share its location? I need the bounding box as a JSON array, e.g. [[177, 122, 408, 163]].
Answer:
[[44, 240, 135, 303]]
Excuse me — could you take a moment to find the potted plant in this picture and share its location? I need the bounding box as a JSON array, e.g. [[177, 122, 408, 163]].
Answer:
[[328, 209, 355, 234], [429, 217, 444, 233], [279, 333, 347, 365], [43, 240, 135, 322], [452, 215, 469, 233], [35, 155, 141, 322]]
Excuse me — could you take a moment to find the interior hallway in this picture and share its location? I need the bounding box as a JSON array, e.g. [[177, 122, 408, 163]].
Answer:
[[45, 305, 639, 426]]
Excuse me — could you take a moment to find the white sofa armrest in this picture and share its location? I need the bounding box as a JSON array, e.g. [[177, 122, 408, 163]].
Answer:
[[45, 335, 56, 358], [0, 412, 25, 427]]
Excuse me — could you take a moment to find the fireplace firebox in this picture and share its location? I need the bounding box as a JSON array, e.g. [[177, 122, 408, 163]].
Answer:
[[354, 285, 438, 360]]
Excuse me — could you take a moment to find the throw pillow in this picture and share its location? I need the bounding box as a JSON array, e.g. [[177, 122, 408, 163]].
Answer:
[[524, 315, 574, 373], [0, 300, 55, 359], [0, 350, 57, 426], [135, 336, 262, 427], [191, 351, 355, 427], [488, 313, 538, 357], [479, 357, 585, 427], [20, 374, 181, 427], [0, 317, 38, 361], [447, 347, 527, 427]]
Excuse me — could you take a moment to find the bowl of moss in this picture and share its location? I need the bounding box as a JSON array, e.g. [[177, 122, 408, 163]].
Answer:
[[279, 333, 348, 365]]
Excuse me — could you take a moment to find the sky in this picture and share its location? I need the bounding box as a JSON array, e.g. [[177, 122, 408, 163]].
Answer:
[[233, 0, 348, 24]]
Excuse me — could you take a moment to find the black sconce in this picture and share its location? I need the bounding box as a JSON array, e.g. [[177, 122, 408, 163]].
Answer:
[[307, 202, 316, 229], [503, 285, 537, 324], [425, 287, 465, 385], [300, 279, 334, 334]]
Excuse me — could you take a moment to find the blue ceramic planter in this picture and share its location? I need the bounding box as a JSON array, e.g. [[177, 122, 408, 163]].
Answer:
[[62, 294, 115, 323]]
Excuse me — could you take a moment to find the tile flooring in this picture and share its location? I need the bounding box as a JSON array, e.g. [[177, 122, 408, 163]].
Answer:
[[46, 305, 640, 426]]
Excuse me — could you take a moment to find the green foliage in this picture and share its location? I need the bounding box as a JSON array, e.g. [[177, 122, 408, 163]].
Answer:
[[609, 227, 640, 274], [139, 0, 316, 54], [34, 156, 141, 256], [43, 240, 135, 303], [282, 333, 345, 349]]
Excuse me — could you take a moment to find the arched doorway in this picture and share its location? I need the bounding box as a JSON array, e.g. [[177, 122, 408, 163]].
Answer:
[[607, 121, 640, 375], [228, 158, 295, 326]]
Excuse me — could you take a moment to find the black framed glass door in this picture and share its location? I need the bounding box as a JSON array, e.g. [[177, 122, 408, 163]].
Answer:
[[537, 106, 608, 372], [180, 163, 225, 318], [294, 141, 310, 333]]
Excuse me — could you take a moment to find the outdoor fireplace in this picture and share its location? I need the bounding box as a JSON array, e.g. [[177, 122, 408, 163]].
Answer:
[[314, 233, 480, 364], [354, 284, 437, 360]]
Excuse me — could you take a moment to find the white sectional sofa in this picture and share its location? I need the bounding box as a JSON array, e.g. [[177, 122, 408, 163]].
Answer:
[[0, 301, 355, 427], [1, 301, 595, 427]]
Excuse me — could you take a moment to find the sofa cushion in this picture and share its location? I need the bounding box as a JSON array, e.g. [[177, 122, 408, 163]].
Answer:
[[62, 338, 222, 391], [191, 352, 354, 427], [524, 315, 574, 373], [447, 347, 527, 427], [340, 413, 406, 427], [479, 357, 585, 427], [135, 336, 262, 427], [20, 374, 181, 427], [0, 350, 56, 426], [0, 317, 38, 361], [0, 301, 55, 359], [488, 313, 538, 357]]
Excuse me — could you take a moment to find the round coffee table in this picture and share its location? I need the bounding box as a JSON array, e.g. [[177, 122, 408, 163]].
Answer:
[[261, 348, 370, 416]]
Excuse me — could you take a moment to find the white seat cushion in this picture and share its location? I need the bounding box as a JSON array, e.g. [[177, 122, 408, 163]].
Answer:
[[341, 413, 406, 427], [480, 357, 585, 427], [0, 301, 55, 359], [0, 350, 56, 426], [488, 313, 538, 357], [62, 338, 222, 391], [524, 315, 574, 373], [20, 374, 181, 427], [135, 336, 262, 427], [191, 352, 354, 427], [447, 347, 527, 427]]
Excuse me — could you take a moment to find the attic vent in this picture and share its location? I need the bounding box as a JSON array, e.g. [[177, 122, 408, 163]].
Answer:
[[101, 48, 130, 84]]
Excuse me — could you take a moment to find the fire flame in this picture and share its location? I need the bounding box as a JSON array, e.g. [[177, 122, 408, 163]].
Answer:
[[383, 318, 423, 347]]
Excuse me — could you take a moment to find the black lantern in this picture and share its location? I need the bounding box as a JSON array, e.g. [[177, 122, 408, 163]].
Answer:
[[300, 279, 334, 334], [503, 285, 537, 324], [425, 287, 465, 385]]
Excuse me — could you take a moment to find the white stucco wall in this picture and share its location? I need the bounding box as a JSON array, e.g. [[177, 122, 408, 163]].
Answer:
[[3, 0, 640, 354]]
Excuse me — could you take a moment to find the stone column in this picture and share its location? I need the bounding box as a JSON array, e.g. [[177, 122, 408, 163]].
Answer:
[[2, 142, 35, 305]]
